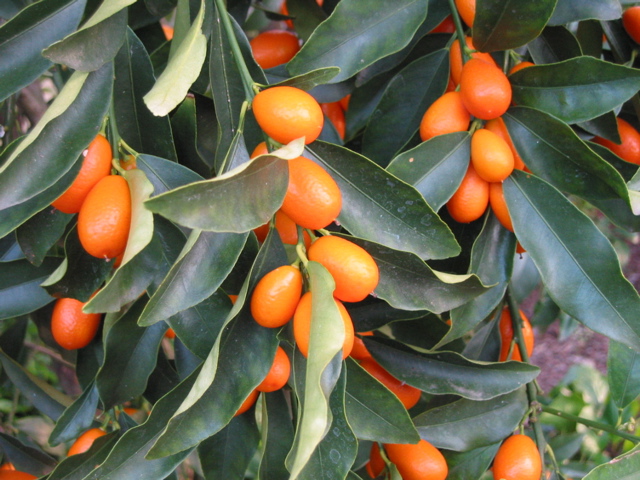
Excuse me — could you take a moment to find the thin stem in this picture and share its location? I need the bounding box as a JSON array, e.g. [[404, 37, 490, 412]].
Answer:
[[23, 341, 75, 369], [108, 101, 121, 162], [541, 405, 640, 444], [213, 0, 257, 100], [447, 0, 471, 63]]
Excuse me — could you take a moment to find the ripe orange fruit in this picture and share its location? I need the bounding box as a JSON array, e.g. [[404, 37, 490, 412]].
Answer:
[[449, 37, 497, 86], [366, 442, 386, 479], [509, 61, 535, 75], [252, 86, 324, 145], [293, 291, 355, 359], [446, 163, 490, 223], [0, 472, 37, 480], [498, 308, 534, 362], [51, 298, 101, 350], [360, 358, 421, 410], [489, 182, 514, 232], [339, 94, 351, 111], [77, 175, 131, 259], [321, 101, 346, 139], [68, 427, 107, 456], [459, 58, 512, 120], [250, 141, 270, 159], [280, 156, 342, 230], [235, 389, 259, 416], [307, 235, 379, 303], [0, 464, 13, 471], [471, 128, 514, 182], [623, 6, 640, 44], [161, 24, 174, 41], [250, 265, 303, 328], [253, 210, 312, 247], [455, 0, 475, 27], [164, 328, 176, 339], [51, 134, 112, 214], [257, 345, 291, 392], [384, 440, 448, 480], [492, 434, 541, 480], [429, 15, 455, 34], [350, 331, 374, 360], [593, 117, 640, 165], [419, 91, 471, 142], [250, 30, 300, 69], [484, 117, 525, 170]]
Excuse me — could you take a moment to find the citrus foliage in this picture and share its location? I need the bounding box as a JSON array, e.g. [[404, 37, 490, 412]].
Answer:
[[2, 0, 640, 479]]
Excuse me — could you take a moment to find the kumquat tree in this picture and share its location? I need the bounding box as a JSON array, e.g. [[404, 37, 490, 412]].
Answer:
[[3, 0, 640, 478]]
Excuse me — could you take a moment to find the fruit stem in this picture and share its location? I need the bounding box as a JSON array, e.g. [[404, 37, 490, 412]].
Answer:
[[296, 240, 309, 267], [107, 101, 121, 162], [447, 0, 471, 63], [213, 0, 256, 101]]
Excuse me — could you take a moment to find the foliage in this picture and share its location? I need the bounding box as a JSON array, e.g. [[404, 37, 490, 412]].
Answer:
[[1, 0, 640, 478]]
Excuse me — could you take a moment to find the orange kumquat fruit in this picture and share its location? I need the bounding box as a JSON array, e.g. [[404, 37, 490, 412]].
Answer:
[[384, 440, 448, 480], [250, 30, 300, 69], [498, 307, 534, 362], [419, 91, 471, 142], [257, 345, 291, 392], [446, 163, 490, 223], [492, 434, 542, 480], [489, 182, 514, 232], [68, 428, 107, 456], [593, 117, 640, 165], [360, 358, 421, 410], [471, 128, 515, 182], [459, 58, 512, 120], [250, 265, 303, 328], [51, 298, 101, 350]]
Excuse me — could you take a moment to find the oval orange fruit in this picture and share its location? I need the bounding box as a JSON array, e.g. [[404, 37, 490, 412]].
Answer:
[[51, 298, 101, 350], [498, 308, 534, 362], [235, 389, 259, 416], [419, 91, 471, 142], [489, 182, 514, 232], [449, 37, 497, 86], [384, 440, 448, 480], [257, 345, 291, 392], [623, 6, 640, 44], [250, 265, 303, 328], [446, 163, 490, 223], [366, 442, 386, 479], [250, 30, 300, 69], [471, 128, 514, 182], [459, 58, 512, 120], [593, 117, 640, 165], [484, 117, 525, 170], [492, 434, 541, 480], [321, 101, 346, 139], [360, 357, 421, 410], [454, 0, 475, 27], [68, 427, 107, 456]]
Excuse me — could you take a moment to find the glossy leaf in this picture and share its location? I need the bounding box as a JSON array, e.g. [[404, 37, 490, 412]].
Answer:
[[414, 388, 528, 452], [344, 358, 420, 444], [346, 236, 487, 313], [443, 443, 500, 480], [285, 0, 326, 41], [144, 0, 207, 116], [0, 432, 57, 476], [0, 258, 59, 320], [258, 390, 296, 480], [582, 445, 640, 480], [473, 0, 556, 52], [504, 171, 640, 352], [272, 67, 341, 91], [549, 0, 621, 25], [46, 434, 119, 480], [0, 64, 113, 210], [365, 337, 540, 400], [0, 0, 85, 102], [510, 57, 640, 124], [119, 167, 154, 267], [287, 0, 427, 83], [607, 340, 640, 409], [306, 141, 460, 260], [113, 28, 178, 161], [49, 381, 100, 446], [527, 25, 583, 65], [15, 206, 72, 267], [138, 230, 247, 325], [387, 132, 471, 211], [137, 153, 205, 194], [362, 49, 448, 165]]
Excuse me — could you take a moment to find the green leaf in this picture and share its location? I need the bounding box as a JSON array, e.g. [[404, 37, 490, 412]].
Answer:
[[144, 145, 297, 232], [42, 1, 133, 71], [144, 0, 207, 116], [365, 337, 540, 401], [0, 258, 58, 320], [49, 381, 100, 446], [138, 229, 248, 326], [113, 28, 178, 161], [0, 432, 57, 476], [473, 0, 557, 52], [137, 153, 205, 194], [287, 0, 428, 83], [285, 0, 327, 41], [258, 390, 296, 480], [362, 49, 448, 165], [548, 0, 621, 25], [608, 340, 640, 409], [286, 261, 346, 479], [346, 236, 487, 313], [414, 388, 528, 452], [0, 64, 113, 210], [503, 107, 639, 231], [387, 132, 471, 211], [271, 67, 341, 91], [15, 206, 72, 267], [344, 358, 420, 444], [443, 443, 500, 480], [45, 434, 119, 480], [0, 0, 85, 102], [119, 168, 154, 267], [96, 297, 167, 409], [527, 25, 583, 65], [306, 141, 460, 260], [582, 445, 640, 480], [510, 57, 640, 124], [503, 171, 640, 352]]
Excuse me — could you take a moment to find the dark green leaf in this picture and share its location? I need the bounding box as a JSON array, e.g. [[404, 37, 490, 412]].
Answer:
[[258, 390, 296, 480], [286, 0, 327, 41], [601, 19, 634, 65], [15, 206, 72, 267], [49, 381, 100, 446], [0, 258, 58, 320], [473, 0, 557, 52], [96, 297, 167, 409], [362, 49, 448, 165], [526, 25, 583, 65], [271, 67, 341, 91], [608, 340, 640, 409], [137, 153, 205, 194], [443, 443, 500, 480], [365, 337, 540, 400], [287, 0, 427, 83], [46, 434, 119, 480], [578, 111, 620, 143], [0, 0, 85, 101], [306, 141, 460, 260], [113, 28, 178, 161], [549, 0, 621, 25], [138, 230, 248, 326], [510, 57, 640, 124], [414, 388, 528, 452], [0, 63, 113, 210], [345, 358, 420, 444], [43, 7, 128, 71], [0, 432, 57, 476], [504, 171, 640, 352], [582, 446, 640, 480], [387, 132, 471, 211], [171, 96, 213, 177], [390, 316, 466, 352]]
